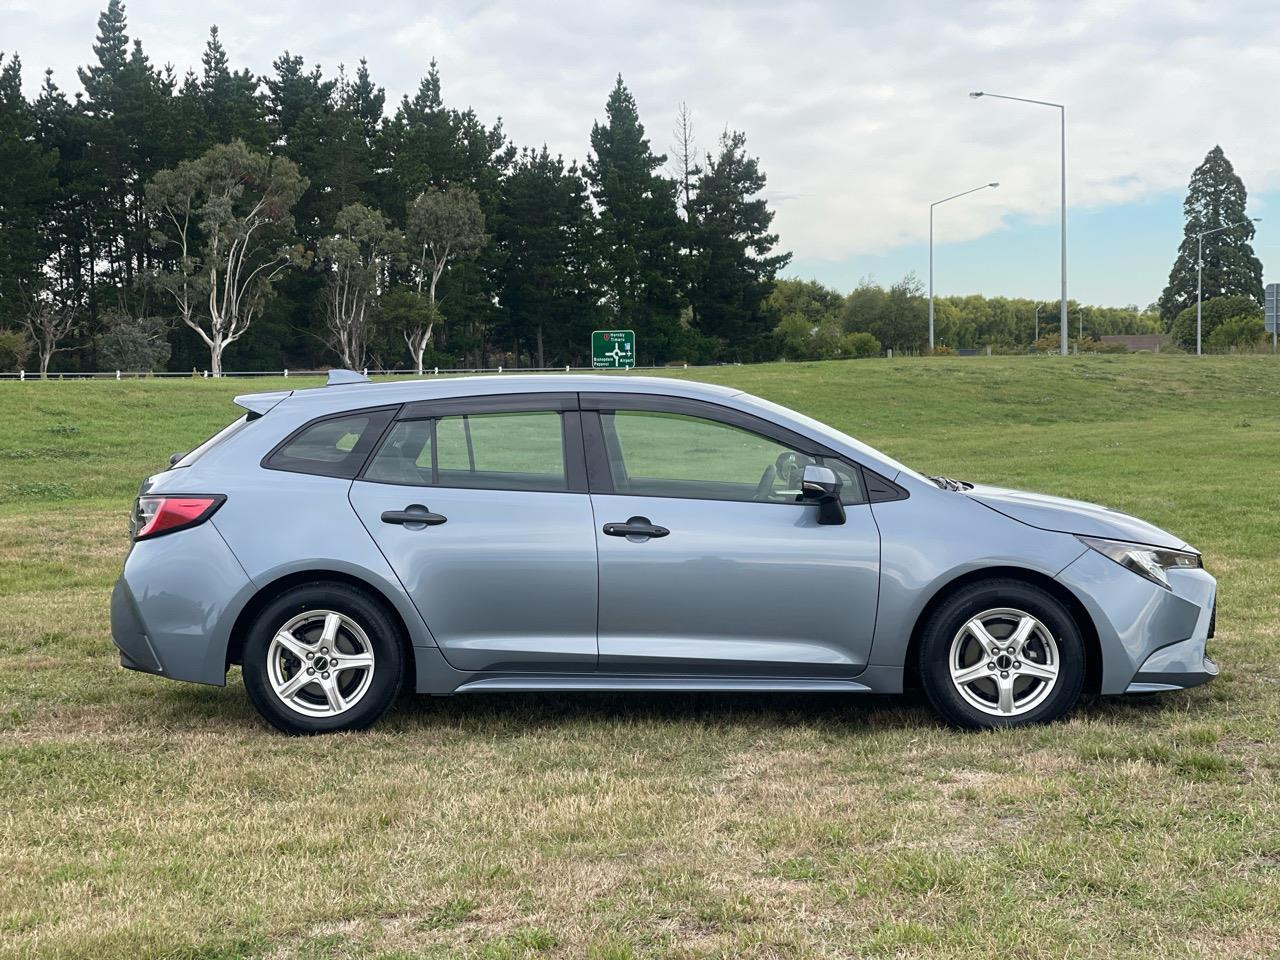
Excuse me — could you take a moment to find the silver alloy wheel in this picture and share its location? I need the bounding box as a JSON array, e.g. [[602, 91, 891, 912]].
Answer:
[[948, 607, 1060, 717], [265, 610, 376, 718]]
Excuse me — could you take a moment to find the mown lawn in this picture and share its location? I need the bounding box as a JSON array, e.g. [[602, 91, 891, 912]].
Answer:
[[1, 355, 1278, 959]]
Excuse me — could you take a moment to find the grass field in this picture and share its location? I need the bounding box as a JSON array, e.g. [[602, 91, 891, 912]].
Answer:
[[2, 356, 1279, 960]]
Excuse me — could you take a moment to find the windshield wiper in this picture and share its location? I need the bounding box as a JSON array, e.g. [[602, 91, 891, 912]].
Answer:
[[930, 476, 972, 492]]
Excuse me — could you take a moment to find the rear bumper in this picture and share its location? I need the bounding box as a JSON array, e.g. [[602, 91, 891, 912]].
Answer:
[[109, 523, 256, 686], [1056, 549, 1218, 695]]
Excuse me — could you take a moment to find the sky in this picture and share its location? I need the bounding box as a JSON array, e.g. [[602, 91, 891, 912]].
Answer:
[[4, 0, 1280, 308]]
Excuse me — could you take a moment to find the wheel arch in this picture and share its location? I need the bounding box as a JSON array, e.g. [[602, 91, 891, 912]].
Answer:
[[226, 569, 417, 680], [901, 565, 1102, 695]]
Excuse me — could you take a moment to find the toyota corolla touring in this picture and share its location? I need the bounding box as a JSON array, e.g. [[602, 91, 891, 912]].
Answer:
[[111, 371, 1218, 733]]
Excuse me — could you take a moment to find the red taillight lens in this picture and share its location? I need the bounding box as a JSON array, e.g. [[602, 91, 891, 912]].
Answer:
[[134, 495, 225, 540]]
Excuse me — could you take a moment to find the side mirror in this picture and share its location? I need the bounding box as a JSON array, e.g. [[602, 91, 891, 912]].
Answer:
[[801, 464, 846, 525], [169, 452, 185, 468]]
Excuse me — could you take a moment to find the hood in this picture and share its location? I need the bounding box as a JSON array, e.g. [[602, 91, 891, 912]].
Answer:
[[964, 484, 1190, 550]]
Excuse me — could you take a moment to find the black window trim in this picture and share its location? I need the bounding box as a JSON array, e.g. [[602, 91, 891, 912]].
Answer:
[[356, 393, 588, 494], [579, 392, 907, 506], [261, 405, 402, 479]]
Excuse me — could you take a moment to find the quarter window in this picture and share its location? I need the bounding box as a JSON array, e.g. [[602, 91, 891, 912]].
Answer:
[[264, 410, 393, 479], [364, 411, 568, 492], [601, 410, 864, 504]]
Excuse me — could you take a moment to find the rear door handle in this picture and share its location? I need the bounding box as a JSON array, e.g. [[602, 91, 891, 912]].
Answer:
[[602, 516, 669, 539], [381, 505, 448, 527]]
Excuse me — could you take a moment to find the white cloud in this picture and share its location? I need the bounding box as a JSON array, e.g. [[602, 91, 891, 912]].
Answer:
[[6, 0, 1280, 274]]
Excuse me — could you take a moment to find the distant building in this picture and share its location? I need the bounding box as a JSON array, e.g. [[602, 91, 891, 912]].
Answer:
[[1099, 334, 1172, 352]]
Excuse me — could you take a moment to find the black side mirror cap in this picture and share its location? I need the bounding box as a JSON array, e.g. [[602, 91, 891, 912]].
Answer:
[[801, 464, 846, 525]]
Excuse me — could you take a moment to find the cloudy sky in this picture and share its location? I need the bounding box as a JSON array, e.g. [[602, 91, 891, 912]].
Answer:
[[4, 0, 1280, 307]]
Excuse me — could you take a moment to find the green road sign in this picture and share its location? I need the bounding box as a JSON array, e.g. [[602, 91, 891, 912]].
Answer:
[[592, 329, 636, 368]]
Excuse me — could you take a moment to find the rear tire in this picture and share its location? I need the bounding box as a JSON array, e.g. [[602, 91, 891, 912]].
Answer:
[[918, 578, 1085, 730], [242, 582, 404, 734]]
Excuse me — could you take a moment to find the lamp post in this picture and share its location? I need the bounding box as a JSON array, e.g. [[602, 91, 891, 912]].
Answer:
[[1034, 303, 1041, 343], [970, 90, 1067, 355], [1196, 218, 1261, 356], [929, 182, 999, 353]]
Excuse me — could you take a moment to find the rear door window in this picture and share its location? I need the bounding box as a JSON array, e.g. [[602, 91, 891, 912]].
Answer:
[[364, 410, 568, 492]]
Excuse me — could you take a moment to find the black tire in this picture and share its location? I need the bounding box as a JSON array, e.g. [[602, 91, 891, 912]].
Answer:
[[242, 581, 405, 734], [918, 578, 1085, 730]]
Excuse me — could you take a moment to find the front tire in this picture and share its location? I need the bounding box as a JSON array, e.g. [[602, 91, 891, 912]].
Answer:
[[918, 578, 1085, 729], [242, 582, 404, 734]]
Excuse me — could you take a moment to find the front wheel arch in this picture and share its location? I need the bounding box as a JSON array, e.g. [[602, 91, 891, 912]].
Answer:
[[902, 566, 1101, 696]]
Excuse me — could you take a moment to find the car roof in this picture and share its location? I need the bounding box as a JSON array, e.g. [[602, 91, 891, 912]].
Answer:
[[237, 374, 743, 416]]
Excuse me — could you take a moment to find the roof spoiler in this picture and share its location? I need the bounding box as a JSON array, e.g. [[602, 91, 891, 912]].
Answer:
[[327, 369, 371, 386], [233, 389, 292, 416]]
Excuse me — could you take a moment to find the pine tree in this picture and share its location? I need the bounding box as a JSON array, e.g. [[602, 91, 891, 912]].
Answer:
[[0, 54, 57, 327], [688, 129, 790, 358], [495, 147, 602, 366], [584, 76, 683, 361], [1159, 145, 1263, 325], [198, 26, 268, 149]]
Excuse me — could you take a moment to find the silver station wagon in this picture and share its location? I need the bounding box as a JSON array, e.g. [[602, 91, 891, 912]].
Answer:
[[111, 372, 1217, 733]]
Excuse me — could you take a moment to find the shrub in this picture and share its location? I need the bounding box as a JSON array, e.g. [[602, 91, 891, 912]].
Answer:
[[1205, 315, 1266, 352], [930, 344, 956, 356], [1169, 295, 1261, 350], [0, 329, 31, 372], [96, 313, 171, 372], [843, 331, 882, 358]]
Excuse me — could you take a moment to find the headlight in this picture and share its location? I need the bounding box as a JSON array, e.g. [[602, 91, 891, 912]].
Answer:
[[1077, 536, 1201, 589]]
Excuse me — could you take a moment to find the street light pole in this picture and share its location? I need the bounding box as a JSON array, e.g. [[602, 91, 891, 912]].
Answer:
[[929, 182, 999, 353], [1035, 303, 1040, 343], [1195, 218, 1261, 355], [970, 91, 1067, 355]]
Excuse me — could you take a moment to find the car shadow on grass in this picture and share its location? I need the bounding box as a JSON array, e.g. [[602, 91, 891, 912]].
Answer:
[[141, 672, 1220, 739]]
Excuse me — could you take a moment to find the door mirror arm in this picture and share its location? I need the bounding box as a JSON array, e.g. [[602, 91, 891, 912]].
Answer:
[[801, 465, 846, 525]]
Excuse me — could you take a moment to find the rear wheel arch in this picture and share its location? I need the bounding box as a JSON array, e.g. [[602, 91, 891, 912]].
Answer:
[[902, 566, 1101, 696], [227, 570, 416, 681]]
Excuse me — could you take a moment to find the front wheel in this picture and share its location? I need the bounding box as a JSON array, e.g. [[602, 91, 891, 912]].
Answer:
[[242, 582, 404, 734], [918, 579, 1085, 729]]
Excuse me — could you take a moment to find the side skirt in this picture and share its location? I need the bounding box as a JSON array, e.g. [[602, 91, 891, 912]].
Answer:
[[452, 676, 874, 694]]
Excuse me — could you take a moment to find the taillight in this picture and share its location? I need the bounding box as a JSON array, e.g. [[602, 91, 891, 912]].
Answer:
[[133, 495, 226, 541]]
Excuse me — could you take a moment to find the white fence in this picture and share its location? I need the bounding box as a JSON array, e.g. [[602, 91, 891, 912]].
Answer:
[[0, 364, 698, 381]]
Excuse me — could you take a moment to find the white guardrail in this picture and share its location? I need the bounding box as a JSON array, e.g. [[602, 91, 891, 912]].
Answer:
[[0, 364, 699, 381]]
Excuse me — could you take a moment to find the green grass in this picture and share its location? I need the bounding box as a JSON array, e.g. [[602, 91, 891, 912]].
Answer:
[[1, 355, 1279, 959]]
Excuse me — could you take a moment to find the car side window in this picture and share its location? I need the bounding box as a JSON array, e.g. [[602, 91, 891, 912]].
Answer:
[[264, 410, 393, 479], [364, 410, 568, 492], [600, 410, 865, 504]]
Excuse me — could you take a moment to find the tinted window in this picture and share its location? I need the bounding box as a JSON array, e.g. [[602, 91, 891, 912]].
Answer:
[[265, 410, 393, 478], [603, 410, 863, 504], [365, 411, 567, 492]]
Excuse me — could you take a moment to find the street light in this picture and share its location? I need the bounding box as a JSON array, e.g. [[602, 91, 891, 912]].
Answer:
[[929, 182, 999, 352], [1196, 218, 1261, 356], [970, 90, 1068, 355]]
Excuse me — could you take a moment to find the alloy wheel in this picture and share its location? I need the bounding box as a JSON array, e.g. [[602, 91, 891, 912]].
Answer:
[[947, 607, 1060, 717], [265, 610, 376, 718]]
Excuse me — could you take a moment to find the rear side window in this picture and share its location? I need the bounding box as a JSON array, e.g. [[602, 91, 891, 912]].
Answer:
[[364, 411, 568, 492], [264, 409, 394, 479]]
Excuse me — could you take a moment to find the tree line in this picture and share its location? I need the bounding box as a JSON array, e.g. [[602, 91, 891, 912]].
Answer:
[[0, 4, 1270, 376], [0, 2, 789, 375]]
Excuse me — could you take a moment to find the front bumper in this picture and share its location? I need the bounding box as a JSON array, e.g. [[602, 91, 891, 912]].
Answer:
[[110, 522, 255, 686], [1056, 548, 1218, 695]]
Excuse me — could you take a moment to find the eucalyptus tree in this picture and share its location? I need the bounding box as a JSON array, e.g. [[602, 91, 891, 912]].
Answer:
[[318, 203, 402, 369], [402, 184, 487, 374], [147, 139, 308, 375]]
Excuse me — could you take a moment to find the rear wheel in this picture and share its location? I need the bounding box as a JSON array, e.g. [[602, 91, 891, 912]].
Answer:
[[242, 582, 404, 734], [918, 578, 1085, 729]]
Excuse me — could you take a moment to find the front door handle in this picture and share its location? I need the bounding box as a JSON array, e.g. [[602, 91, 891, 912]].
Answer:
[[381, 504, 448, 528], [602, 516, 669, 539]]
